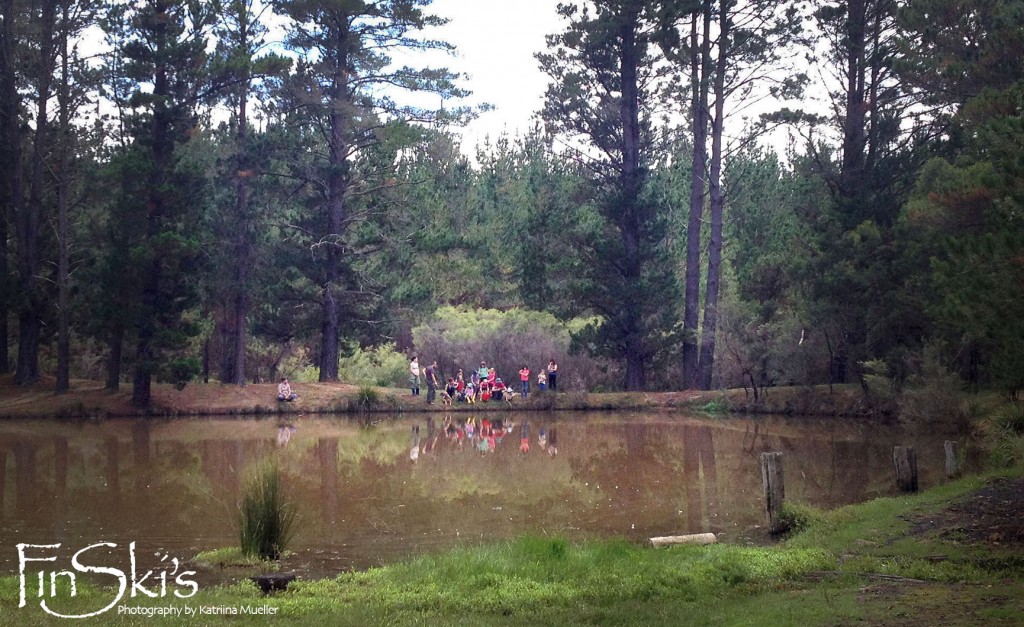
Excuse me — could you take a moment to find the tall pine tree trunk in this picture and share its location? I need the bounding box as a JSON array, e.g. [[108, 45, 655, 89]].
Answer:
[[105, 325, 122, 391], [15, 0, 57, 385], [132, 20, 173, 408], [840, 0, 868, 200], [619, 1, 645, 391], [697, 0, 729, 390], [55, 8, 72, 393], [231, 79, 251, 386], [682, 4, 711, 389], [0, 0, 20, 375], [318, 29, 350, 382]]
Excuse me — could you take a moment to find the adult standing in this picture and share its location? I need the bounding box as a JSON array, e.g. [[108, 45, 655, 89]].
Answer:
[[409, 356, 420, 396], [425, 360, 439, 404], [547, 359, 558, 392]]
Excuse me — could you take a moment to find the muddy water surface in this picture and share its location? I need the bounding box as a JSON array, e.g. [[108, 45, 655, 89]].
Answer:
[[0, 412, 976, 580]]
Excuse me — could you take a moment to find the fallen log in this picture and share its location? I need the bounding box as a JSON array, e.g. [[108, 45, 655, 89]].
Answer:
[[649, 533, 718, 547]]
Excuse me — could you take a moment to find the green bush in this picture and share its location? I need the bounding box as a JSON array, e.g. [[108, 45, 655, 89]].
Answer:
[[411, 305, 614, 391], [238, 463, 297, 560], [338, 342, 409, 387]]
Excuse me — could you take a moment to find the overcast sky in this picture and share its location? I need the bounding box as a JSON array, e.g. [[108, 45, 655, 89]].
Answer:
[[425, 0, 562, 152]]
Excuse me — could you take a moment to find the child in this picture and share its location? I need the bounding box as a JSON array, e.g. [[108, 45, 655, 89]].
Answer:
[[277, 378, 298, 401], [537, 368, 547, 391], [518, 365, 530, 398]]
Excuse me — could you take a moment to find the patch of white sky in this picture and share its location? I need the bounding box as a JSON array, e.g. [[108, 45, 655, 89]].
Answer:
[[387, 0, 562, 155]]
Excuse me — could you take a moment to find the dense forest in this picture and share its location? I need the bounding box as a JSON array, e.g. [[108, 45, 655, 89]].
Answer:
[[0, 0, 1021, 407]]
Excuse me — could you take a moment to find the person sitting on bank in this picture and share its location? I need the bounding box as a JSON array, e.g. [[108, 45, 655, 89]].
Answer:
[[492, 377, 507, 401], [278, 378, 298, 402]]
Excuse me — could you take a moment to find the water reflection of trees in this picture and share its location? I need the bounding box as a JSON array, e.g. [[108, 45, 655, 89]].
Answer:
[[0, 415, 967, 573]]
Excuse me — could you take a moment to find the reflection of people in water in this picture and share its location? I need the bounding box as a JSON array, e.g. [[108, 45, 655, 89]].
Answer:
[[520, 421, 530, 453], [421, 415, 442, 454], [410, 424, 420, 462], [538, 426, 547, 451], [276, 424, 296, 447], [548, 427, 558, 456]]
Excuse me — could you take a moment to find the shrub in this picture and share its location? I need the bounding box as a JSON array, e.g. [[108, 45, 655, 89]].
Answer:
[[775, 502, 823, 536], [899, 342, 970, 429], [987, 402, 1024, 468], [412, 305, 615, 391], [338, 343, 409, 387], [238, 463, 297, 560], [991, 402, 1024, 434]]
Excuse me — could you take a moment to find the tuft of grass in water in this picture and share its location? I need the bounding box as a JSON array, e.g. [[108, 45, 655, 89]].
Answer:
[[238, 463, 297, 561]]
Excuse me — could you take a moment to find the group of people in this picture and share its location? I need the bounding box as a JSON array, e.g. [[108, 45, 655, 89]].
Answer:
[[409, 356, 560, 404], [276, 356, 562, 406]]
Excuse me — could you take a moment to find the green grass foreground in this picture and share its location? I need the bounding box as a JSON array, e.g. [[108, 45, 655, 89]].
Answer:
[[3, 468, 1023, 626]]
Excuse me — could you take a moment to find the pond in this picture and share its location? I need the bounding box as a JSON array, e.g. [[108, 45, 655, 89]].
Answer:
[[0, 411, 977, 581]]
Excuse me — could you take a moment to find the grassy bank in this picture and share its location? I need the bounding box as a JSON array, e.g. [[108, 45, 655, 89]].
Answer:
[[3, 465, 1022, 626]]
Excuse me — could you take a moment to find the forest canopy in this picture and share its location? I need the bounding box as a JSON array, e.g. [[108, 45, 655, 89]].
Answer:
[[1, 0, 1022, 405]]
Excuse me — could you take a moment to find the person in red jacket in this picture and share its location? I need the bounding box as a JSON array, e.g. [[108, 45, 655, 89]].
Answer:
[[517, 365, 530, 397]]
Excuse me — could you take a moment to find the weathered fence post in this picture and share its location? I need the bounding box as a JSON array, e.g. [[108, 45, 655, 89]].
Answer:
[[944, 441, 961, 479], [760, 452, 785, 533], [893, 446, 918, 492]]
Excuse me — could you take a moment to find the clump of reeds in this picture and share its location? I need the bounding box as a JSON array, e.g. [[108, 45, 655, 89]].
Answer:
[[349, 385, 381, 412], [238, 463, 297, 560]]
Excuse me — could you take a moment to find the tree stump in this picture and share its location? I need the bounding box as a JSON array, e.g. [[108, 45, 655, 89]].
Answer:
[[944, 440, 961, 479], [760, 452, 785, 534], [893, 446, 918, 492]]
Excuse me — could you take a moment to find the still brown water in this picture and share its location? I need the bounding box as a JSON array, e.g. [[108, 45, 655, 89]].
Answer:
[[0, 411, 975, 580]]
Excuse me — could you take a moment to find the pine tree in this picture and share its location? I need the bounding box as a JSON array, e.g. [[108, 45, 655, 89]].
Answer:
[[274, 0, 468, 381], [539, 0, 680, 390], [103, 0, 219, 406]]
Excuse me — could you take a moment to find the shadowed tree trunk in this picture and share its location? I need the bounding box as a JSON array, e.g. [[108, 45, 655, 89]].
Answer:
[[317, 28, 349, 383], [682, 3, 712, 389], [697, 0, 729, 390], [0, 0, 20, 376], [619, 0, 645, 391], [15, 0, 57, 386]]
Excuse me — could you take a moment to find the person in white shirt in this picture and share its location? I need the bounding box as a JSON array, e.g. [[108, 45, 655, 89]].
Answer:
[[409, 356, 421, 396]]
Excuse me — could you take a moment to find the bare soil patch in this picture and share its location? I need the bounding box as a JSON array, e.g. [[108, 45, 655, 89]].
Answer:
[[910, 476, 1024, 546]]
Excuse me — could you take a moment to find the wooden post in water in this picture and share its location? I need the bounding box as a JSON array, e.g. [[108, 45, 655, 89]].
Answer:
[[893, 446, 918, 492], [760, 452, 785, 533], [944, 441, 961, 479]]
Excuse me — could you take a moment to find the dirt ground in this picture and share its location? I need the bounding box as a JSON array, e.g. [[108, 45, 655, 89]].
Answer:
[[928, 476, 1024, 546], [851, 476, 1024, 626]]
